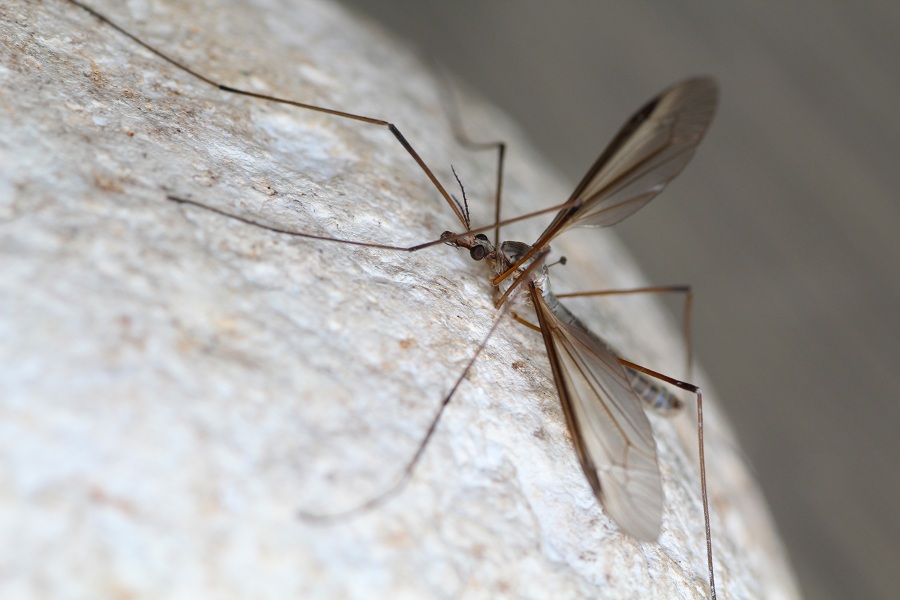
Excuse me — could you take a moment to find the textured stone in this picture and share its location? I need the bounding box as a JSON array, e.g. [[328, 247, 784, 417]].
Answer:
[[0, 1, 798, 598]]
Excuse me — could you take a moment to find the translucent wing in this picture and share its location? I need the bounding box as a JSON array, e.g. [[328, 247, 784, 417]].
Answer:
[[531, 286, 663, 541], [534, 77, 718, 248]]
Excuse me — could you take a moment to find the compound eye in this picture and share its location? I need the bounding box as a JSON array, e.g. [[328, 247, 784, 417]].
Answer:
[[470, 245, 487, 261], [474, 233, 489, 242]]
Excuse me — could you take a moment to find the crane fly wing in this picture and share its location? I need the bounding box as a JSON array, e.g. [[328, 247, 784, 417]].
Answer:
[[535, 77, 718, 248], [531, 285, 663, 541]]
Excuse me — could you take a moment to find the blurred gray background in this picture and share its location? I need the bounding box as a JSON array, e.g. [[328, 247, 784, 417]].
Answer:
[[338, 1, 900, 598]]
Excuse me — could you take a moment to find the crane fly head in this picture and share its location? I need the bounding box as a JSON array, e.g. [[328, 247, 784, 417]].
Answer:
[[441, 231, 495, 262]]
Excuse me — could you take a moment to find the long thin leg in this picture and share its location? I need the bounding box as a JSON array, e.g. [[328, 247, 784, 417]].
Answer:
[[509, 285, 694, 381], [297, 250, 550, 523], [434, 66, 507, 247], [617, 357, 716, 600], [167, 194, 582, 253], [558, 285, 694, 377], [69, 0, 467, 230], [69, 1, 574, 272]]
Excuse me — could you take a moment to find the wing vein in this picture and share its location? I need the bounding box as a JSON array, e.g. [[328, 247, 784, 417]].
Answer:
[[531, 286, 663, 541]]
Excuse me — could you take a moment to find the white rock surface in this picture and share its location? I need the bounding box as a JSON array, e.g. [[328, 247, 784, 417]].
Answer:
[[0, 0, 799, 598]]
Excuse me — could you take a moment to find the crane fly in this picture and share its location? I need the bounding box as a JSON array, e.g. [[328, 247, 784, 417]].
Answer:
[[66, 0, 719, 596]]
